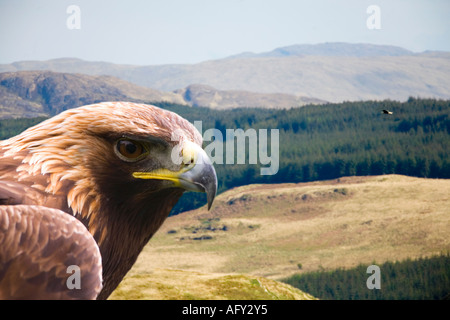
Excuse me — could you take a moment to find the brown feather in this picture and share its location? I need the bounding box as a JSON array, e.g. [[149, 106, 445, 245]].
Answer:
[[0, 205, 102, 299], [0, 102, 205, 299]]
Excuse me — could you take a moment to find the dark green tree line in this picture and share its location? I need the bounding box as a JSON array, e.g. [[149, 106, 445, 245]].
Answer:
[[282, 253, 450, 300], [1, 98, 449, 214]]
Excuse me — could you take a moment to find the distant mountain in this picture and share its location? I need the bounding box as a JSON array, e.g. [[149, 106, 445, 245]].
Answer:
[[0, 57, 135, 77], [0, 71, 317, 118], [226, 42, 415, 59], [1, 43, 449, 103], [0, 71, 185, 118], [174, 84, 325, 109]]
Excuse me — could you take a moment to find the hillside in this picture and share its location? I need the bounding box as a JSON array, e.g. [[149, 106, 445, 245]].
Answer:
[[228, 42, 414, 59], [1, 98, 449, 215], [109, 269, 315, 300], [0, 71, 318, 118], [226, 42, 415, 58], [1, 43, 449, 102], [122, 175, 450, 288], [0, 71, 184, 118], [174, 84, 325, 109]]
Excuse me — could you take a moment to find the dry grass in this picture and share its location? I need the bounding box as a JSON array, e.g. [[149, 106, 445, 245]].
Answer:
[[109, 269, 315, 300], [112, 175, 450, 299]]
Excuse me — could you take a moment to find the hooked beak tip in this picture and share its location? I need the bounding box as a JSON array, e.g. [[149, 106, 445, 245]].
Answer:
[[178, 146, 218, 210]]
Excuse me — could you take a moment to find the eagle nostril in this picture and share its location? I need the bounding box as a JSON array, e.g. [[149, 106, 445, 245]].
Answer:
[[185, 157, 194, 166]]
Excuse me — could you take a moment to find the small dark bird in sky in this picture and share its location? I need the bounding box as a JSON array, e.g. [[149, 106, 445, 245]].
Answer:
[[0, 102, 217, 300], [382, 109, 393, 115]]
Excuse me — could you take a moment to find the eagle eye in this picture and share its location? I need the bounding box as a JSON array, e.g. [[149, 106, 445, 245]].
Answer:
[[115, 139, 148, 162]]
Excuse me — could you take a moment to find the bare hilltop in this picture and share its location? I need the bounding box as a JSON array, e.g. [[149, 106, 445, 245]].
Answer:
[[2, 43, 449, 108]]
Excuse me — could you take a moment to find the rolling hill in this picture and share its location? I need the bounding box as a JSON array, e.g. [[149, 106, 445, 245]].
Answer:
[[111, 175, 450, 299], [1, 43, 449, 103], [0, 71, 184, 118], [109, 269, 315, 300], [174, 83, 325, 108], [0, 71, 320, 118], [226, 43, 416, 58]]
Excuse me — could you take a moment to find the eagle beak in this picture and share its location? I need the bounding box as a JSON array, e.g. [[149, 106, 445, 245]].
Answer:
[[177, 145, 218, 210], [132, 142, 218, 210]]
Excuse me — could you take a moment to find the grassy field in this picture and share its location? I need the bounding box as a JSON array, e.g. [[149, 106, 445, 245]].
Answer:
[[110, 175, 450, 299], [110, 269, 315, 300]]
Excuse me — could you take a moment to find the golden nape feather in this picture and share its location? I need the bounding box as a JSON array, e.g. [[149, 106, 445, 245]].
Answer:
[[0, 102, 217, 300]]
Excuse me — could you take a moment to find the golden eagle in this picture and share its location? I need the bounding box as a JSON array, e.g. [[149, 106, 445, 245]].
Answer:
[[0, 102, 217, 299]]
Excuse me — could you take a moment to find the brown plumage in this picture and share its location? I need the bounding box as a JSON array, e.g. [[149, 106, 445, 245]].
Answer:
[[0, 102, 217, 299], [0, 205, 102, 299]]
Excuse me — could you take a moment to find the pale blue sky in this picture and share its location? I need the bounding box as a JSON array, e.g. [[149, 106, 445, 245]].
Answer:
[[0, 0, 449, 65]]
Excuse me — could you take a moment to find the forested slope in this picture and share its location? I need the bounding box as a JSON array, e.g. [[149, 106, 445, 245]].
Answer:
[[1, 98, 448, 214]]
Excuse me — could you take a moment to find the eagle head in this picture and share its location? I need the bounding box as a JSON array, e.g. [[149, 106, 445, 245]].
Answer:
[[0, 102, 217, 299]]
